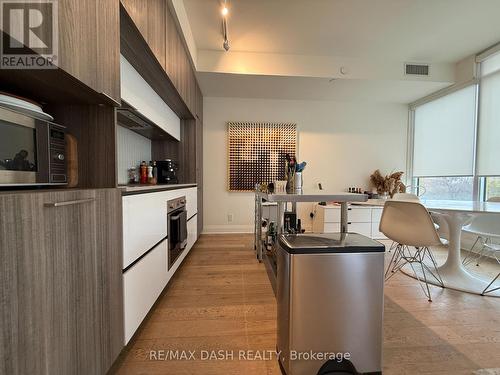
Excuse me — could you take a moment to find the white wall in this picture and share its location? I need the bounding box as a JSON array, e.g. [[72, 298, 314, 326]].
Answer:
[[116, 125, 151, 185], [203, 97, 408, 233]]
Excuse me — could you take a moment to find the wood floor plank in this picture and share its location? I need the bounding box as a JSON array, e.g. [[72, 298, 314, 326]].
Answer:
[[113, 234, 500, 375]]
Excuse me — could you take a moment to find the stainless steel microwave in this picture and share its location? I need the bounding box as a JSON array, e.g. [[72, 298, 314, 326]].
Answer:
[[0, 106, 67, 186]]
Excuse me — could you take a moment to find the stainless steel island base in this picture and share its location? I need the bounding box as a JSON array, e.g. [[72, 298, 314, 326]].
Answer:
[[277, 233, 385, 375]]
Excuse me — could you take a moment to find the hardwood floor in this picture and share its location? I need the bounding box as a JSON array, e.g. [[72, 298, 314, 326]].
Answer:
[[112, 234, 500, 375]]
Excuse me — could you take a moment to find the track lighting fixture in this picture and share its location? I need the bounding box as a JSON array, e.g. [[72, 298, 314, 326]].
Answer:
[[221, 0, 230, 51]]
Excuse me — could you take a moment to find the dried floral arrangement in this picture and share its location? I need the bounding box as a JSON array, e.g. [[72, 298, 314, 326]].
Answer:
[[370, 169, 406, 197]]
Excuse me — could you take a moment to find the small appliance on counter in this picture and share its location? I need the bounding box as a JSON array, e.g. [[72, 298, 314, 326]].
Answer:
[[156, 159, 178, 184], [0, 105, 67, 186]]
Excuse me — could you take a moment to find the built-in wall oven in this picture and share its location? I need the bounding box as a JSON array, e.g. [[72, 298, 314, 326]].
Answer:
[[167, 196, 187, 270], [0, 106, 67, 186]]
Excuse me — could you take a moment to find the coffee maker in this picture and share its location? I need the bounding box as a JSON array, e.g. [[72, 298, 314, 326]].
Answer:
[[156, 159, 179, 184]]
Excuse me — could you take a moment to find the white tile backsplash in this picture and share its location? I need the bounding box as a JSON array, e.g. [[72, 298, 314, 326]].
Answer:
[[117, 125, 151, 185]]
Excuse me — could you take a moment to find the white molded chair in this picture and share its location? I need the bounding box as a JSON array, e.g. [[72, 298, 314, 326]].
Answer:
[[480, 197, 500, 295], [405, 185, 427, 198], [393, 192, 420, 201], [391, 191, 444, 245], [482, 244, 500, 295], [462, 197, 500, 266], [380, 200, 445, 301], [387, 193, 422, 253]]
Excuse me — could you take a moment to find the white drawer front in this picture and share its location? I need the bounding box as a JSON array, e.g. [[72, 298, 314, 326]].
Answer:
[[183, 187, 198, 219], [348, 207, 372, 223], [324, 207, 341, 223], [187, 215, 198, 252], [123, 240, 167, 344], [123, 191, 172, 268], [348, 222, 372, 237], [371, 222, 387, 239], [323, 222, 341, 233], [371, 208, 384, 222]]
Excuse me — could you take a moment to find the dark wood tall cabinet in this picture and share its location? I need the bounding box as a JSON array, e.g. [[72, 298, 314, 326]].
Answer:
[[0, 189, 123, 375]]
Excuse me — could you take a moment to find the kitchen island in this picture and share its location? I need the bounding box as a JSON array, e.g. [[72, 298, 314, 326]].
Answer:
[[254, 190, 368, 261]]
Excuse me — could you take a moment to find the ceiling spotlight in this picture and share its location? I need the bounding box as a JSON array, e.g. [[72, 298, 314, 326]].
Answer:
[[221, 6, 228, 16]]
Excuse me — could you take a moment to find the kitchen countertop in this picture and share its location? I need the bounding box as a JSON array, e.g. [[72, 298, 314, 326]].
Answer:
[[256, 190, 367, 203], [351, 199, 387, 206], [119, 183, 197, 195]]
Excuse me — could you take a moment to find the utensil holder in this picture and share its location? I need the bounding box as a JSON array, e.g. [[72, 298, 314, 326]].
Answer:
[[294, 172, 302, 190]]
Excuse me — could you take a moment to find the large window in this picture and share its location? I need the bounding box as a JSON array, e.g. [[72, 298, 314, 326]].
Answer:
[[485, 177, 500, 201], [410, 47, 500, 201], [415, 177, 474, 201]]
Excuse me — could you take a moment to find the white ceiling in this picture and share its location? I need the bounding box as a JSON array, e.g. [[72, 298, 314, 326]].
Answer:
[[178, 0, 500, 102], [196, 72, 449, 103], [184, 0, 500, 62]]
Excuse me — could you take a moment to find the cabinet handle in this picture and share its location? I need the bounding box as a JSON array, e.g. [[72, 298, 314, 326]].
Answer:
[[44, 198, 95, 207]]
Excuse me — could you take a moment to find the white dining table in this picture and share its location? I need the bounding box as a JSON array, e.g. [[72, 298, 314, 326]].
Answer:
[[418, 200, 500, 296], [355, 199, 500, 296]]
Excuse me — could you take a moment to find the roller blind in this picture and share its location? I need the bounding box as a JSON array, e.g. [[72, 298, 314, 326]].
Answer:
[[413, 85, 476, 177], [477, 52, 500, 176]]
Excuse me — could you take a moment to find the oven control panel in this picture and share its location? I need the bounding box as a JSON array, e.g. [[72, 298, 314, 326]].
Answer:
[[167, 196, 186, 213]]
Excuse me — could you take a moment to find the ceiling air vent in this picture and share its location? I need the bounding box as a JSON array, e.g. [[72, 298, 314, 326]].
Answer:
[[405, 63, 430, 76]]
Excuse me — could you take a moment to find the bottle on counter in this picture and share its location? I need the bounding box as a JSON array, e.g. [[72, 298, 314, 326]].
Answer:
[[140, 161, 148, 184], [147, 163, 154, 184], [134, 167, 140, 183], [128, 167, 137, 184], [151, 161, 157, 185]]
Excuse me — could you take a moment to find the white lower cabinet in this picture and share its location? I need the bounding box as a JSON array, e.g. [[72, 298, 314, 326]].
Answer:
[[122, 190, 172, 269], [187, 215, 198, 252], [185, 187, 197, 220], [312, 205, 386, 239], [123, 240, 168, 344], [349, 222, 372, 237], [122, 187, 199, 344]]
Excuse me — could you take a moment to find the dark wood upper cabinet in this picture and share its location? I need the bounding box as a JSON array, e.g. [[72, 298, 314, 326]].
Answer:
[[57, 0, 120, 103], [166, 5, 197, 117], [121, 0, 167, 70]]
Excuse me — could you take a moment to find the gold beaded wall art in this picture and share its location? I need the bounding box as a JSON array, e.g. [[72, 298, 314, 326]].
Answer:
[[227, 122, 297, 192]]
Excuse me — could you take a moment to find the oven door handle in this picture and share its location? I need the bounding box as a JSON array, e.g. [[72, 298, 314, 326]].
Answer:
[[170, 213, 183, 221]]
